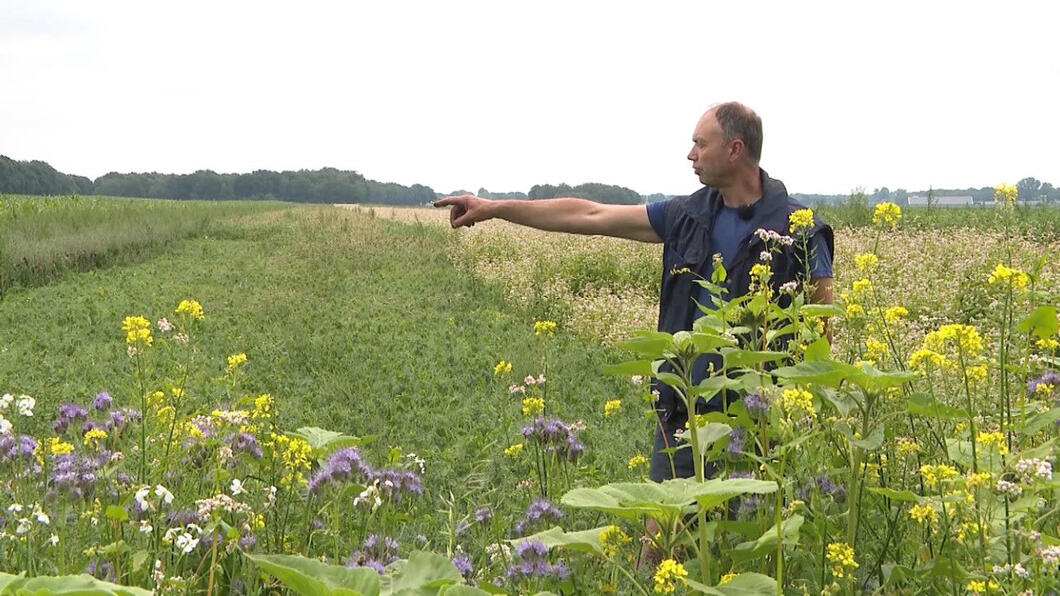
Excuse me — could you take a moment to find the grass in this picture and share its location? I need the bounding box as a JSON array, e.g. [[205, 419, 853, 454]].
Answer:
[[0, 204, 645, 534]]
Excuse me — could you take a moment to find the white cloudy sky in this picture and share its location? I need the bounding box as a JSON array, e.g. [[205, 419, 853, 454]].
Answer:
[[2, 1, 1057, 196]]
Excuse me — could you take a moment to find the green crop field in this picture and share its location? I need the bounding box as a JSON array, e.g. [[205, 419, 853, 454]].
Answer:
[[2, 193, 1060, 595]]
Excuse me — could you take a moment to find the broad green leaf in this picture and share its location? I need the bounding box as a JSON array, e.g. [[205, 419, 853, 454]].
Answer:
[[1019, 306, 1059, 339], [382, 550, 462, 593], [514, 525, 607, 556], [685, 572, 778, 595], [773, 360, 859, 388], [730, 515, 803, 563], [0, 574, 153, 595], [908, 393, 966, 419], [470, 582, 508, 595], [804, 337, 831, 361], [1022, 407, 1060, 435], [721, 348, 789, 369], [801, 304, 845, 318], [603, 360, 655, 378], [656, 372, 688, 390], [695, 423, 733, 456], [867, 488, 923, 503], [289, 427, 361, 455], [245, 553, 381, 596], [688, 375, 741, 399], [104, 505, 129, 522], [617, 332, 674, 358], [819, 388, 856, 417], [562, 478, 777, 521], [439, 586, 494, 596], [848, 363, 917, 393], [691, 332, 738, 354], [130, 550, 150, 574], [838, 424, 885, 451]]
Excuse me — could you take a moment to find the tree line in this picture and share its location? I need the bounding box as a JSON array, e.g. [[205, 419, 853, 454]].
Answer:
[[796, 177, 1059, 206], [0, 155, 646, 206]]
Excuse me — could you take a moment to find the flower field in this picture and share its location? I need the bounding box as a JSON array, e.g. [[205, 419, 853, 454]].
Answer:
[[1, 193, 1059, 594]]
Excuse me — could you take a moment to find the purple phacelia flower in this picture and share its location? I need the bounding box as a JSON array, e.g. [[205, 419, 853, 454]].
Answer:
[[475, 506, 493, 524], [744, 393, 770, 417], [93, 391, 113, 412], [452, 554, 473, 579], [727, 427, 746, 454]]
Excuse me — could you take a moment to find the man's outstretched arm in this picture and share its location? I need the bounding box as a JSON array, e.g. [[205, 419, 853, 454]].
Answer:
[[433, 195, 662, 243]]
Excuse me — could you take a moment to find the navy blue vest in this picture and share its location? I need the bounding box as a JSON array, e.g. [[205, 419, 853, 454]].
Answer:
[[654, 171, 834, 420]]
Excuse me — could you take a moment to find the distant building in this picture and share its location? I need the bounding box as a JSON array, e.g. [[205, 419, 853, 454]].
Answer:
[[907, 195, 973, 207]]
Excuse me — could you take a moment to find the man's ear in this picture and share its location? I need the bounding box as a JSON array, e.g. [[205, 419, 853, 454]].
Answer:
[[728, 138, 745, 163]]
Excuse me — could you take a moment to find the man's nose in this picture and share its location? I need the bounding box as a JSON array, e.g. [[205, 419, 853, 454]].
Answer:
[[687, 148, 696, 161]]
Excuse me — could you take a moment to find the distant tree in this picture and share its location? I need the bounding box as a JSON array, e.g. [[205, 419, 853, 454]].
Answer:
[[893, 188, 908, 205], [1042, 182, 1055, 204], [872, 187, 891, 202], [1018, 177, 1042, 203]]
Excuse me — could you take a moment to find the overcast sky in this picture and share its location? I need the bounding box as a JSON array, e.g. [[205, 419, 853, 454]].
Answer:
[[2, 1, 1058, 196]]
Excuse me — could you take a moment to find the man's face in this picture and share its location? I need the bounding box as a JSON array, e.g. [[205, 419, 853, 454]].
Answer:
[[687, 111, 733, 186]]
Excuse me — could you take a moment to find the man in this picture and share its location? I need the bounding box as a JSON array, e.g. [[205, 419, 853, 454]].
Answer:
[[435, 101, 833, 482]]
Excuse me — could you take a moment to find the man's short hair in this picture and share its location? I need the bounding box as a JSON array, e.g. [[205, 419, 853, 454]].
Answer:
[[712, 102, 763, 163]]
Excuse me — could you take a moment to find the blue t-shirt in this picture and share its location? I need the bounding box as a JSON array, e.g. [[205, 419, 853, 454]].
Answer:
[[646, 200, 833, 310]]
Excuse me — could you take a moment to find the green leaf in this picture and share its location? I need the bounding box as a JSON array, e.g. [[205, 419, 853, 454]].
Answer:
[[685, 572, 778, 594], [130, 550, 150, 574], [617, 332, 673, 358], [730, 516, 804, 563], [800, 304, 844, 318], [0, 573, 154, 595], [1022, 406, 1060, 435], [603, 360, 656, 378], [908, 393, 966, 419], [382, 550, 462, 593], [867, 488, 923, 503], [655, 372, 688, 391], [691, 332, 738, 354], [104, 505, 129, 522], [804, 337, 831, 361], [688, 375, 742, 399], [561, 478, 777, 522], [838, 424, 885, 451], [439, 586, 494, 596], [514, 525, 607, 556], [721, 348, 789, 369], [847, 363, 916, 393], [1019, 306, 1059, 339], [773, 360, 859, 389], [244, 553, 381, 596], [289, 427, 361, 456], [819, 388, 856, 417], [695, 423, 733, 456]]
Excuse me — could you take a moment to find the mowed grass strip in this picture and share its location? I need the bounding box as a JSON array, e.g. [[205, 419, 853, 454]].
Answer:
[[0, 194, 288, 293], [0, 206, 642, 519]]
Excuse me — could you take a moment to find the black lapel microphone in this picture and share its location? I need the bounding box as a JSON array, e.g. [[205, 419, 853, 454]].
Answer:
[[737, 204, 756, 221]]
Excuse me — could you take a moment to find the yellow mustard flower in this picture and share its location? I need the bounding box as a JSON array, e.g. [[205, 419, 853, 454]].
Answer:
[[533, 320, 557, 336], [253, 394, 274, 419], [993, 183, 1018, 206], [789, 208, 815, 234], [854, 253, 880, 273], [653, 559, 689, 593], [966, 579, 1000, 594], [908, 348, 949, 373], [83, 428, 108, 447], [884, 306, 908, 324], [872, 202, 902, 229], [976, 431, 1008, 455], [865, 337, 889, 361], [966, 472, 992, 489], [967, 365, 988, 383], [1036, 338, 1059, 351], [987, 264, 1029, 291], [779, 388, 816, 421], [226, 353, 247, 372], [522, 397, 545, 417], [957, 521, 985, 543], [920, 464, 959, 489], [846, 304, 865, 318], [504, 443, 524, 457], [493, 360, 513, 376], [852, 278, 872, 296], [604, 399, 622, 418], [122, 316, 153, 347], [896, 438, 920, 458], [923, 324, 984, 357], [49, 438, 75, 456], [826, 542, 859, 579], [909, 503, 938, 526], [599, 525, 632, 559], [628, 454, 649, 470], [175, 299, 205, 320], [719, 573, 737, 585]]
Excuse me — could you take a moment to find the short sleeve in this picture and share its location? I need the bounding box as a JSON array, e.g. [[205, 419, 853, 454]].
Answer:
[[646, 200, 670, 240]]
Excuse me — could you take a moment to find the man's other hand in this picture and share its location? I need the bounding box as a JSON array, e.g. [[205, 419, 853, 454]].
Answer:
[[433, 195, 491, 228]]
